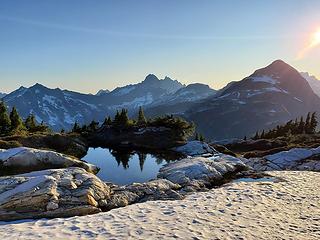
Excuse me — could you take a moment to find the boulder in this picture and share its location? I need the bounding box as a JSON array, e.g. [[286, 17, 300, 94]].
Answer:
[[158, 154, 248, 190], [244, 146, 320, 171], [1, 133, 89, 158], [104, 179, 183, 210], [0, 167, 111, 221], [173, 141, 218, 157], [0, 147, 98, 175]]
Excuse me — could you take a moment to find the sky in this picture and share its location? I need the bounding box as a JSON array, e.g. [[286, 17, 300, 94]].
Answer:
[[0, 0, 320, 94]]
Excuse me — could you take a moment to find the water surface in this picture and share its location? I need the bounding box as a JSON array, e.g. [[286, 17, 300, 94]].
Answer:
[[82, 147, 178, 185]]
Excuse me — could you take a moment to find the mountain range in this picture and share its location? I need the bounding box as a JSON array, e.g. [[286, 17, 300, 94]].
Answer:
[[2, 75, 215, 131], [300, 72, 320, 97], [1, 60, 320, 140]]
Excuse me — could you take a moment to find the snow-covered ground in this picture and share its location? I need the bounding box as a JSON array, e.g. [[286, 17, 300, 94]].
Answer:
[[0, 171, 319, 240]]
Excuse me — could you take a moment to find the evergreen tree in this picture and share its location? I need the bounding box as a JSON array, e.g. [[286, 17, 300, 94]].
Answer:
[[113, 110, 121, 126], [195, 132, 200, 141], [293, 118, 299, 134], [199, 134, 205, 142], [260, 130, 265, 139], [310, 112, 318, 134], [0, 101, 11, 134], [9, 107, 24, 131], [81, 124, 88, 133], [305, 112, 311, 134], [113, 109, 130, 128], [103, 116, 112, 126], [88, 120, 99, 132], [25, 114, 37, 131], [298, 116, 305, 134], [243, 136, 247, 141], [137, 106, 147, 125], [252, 131, 259, 140], [72, 122, 81, 133], [120, 109, 129, 125]]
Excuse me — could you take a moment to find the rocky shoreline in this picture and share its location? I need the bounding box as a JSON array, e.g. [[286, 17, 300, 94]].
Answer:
[[0, 140, 319, 222]]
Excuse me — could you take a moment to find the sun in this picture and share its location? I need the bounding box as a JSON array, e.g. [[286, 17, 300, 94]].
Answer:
[[310, 29, 320, 47]]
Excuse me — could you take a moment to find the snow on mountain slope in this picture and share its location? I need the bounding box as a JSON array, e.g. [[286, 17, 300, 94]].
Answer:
[[185, 60, 320, 140], [96, 89, 110, 96], [1, 75, 199, 130], [3, 84, 105, 131], [0, 92, 6, 98], [300, 72, 320, 97]]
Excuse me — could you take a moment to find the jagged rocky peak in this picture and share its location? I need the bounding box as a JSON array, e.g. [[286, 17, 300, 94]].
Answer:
[[142, 74, 160, 84], [96, 89, 110, 96], [141, 74, 184, 94]]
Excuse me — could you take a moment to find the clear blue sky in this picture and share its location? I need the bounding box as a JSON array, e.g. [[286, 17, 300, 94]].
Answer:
[[1, 0, 320, 93]]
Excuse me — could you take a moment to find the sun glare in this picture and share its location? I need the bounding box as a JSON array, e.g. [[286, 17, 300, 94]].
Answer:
[[296, 28, 320, 60], [311, 29, 320, 47]]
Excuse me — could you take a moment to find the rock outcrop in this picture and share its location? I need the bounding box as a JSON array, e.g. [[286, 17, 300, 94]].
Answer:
[[104, 179, 183, 210], [0, 147, 98, 175], [244, 146, 320, 171], [173, 141, 218, 157], [1, 133, 89, 158], [158, 155, 248, 191], [0, 167, 110, 221]]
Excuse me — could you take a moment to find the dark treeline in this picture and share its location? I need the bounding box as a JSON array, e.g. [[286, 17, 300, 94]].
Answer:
[[0, 101, 50, 136], [252, 112, 318, 140], [71, 106, 195, 138]]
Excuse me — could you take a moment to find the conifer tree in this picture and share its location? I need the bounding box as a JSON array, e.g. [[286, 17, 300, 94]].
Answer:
[[0, 101, 11, 134], [137, 106, 147, 125], [199, 134, 205, 142], [25, 114, 37, 131], [260, 130, 265, 139], [9, 107, 24, 131], [253, 131, 259, 140], [72, 122, 81, 133], [305, 112, 311, 134], [113, 110, 121, 126], [298, 116, 305, 134], [88, 120, 99, 132], [120, 109, 129, 125], [103, 116, 112, 126], [195, 132, 200, 141], [310, 112, 318, 134]]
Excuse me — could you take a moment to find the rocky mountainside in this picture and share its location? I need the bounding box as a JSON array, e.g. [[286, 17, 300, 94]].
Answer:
[[0, 92, 6, 98], [2, 75, 216, 131], [3, 84, 104, 131], [300, 72, 320, 97], [96, 89, 110, 96], [145, 83, 217, 117], [185, 60, 320, 140]]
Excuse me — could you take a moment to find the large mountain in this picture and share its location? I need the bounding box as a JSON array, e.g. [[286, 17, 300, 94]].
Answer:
[[3, 84, 105, 130], [3, 60, 318, 139], [0, 92, 6, 99], [300, 72, 320, 97], [3, 75, 216, 130], [184, 60, 320, 140]]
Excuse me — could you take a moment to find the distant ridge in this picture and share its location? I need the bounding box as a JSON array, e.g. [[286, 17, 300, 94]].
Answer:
[[2, 75, 215, 130]]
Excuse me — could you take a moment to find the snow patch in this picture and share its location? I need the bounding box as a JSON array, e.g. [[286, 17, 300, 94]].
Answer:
[[250, 75, 278, 84]]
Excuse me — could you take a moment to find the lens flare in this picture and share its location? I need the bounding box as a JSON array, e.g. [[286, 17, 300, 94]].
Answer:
[[297, 28, 320, 60], [310, 30, 320, 47]]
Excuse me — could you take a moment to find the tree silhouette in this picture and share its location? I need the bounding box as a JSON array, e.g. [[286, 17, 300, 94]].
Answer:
[[0, 102, 11, 134], [137, 106, 147, 126]]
